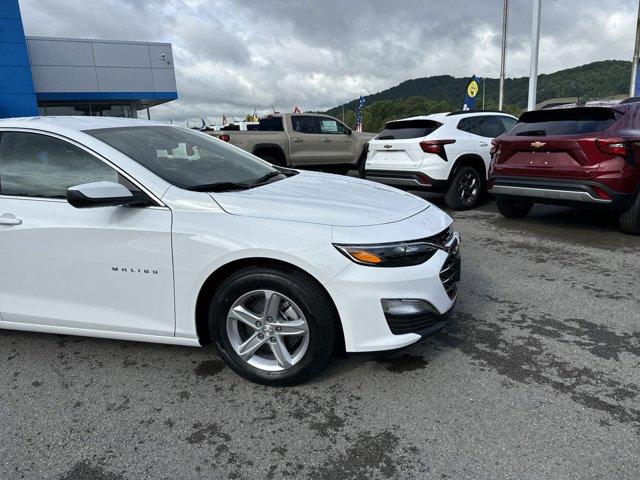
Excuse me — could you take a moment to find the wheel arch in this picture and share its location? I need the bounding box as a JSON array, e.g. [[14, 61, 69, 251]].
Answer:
[[448, 153, 488, 183], [251, 144, 288, 166], [194, 257, 345, 353]]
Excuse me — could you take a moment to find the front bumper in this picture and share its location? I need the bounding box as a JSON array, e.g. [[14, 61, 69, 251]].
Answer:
[[325, 234, 460, 352]]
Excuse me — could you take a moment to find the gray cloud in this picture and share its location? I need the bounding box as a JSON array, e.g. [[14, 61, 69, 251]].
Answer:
[[19, 0, 638, 124]]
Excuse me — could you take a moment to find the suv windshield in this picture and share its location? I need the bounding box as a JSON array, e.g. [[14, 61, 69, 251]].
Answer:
[[86, 126, 281, 191], [509, 107, 622, 136], [377, 120, 441, 140]]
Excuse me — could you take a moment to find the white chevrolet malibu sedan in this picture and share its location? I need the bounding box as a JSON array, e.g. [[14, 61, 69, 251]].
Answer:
[[0, 117, 460, 386]]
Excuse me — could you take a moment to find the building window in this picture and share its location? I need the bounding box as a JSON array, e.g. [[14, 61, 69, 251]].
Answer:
[[38, 102, 137, 118]]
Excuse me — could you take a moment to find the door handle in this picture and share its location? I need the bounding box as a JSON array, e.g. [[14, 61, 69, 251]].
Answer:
[[293, 138, 303, 143], [0, 214, 22, 226], [322, 138, 331, 143]]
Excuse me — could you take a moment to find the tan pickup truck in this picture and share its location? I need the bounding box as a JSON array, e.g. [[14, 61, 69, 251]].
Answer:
[[206, 113, 375, 174]]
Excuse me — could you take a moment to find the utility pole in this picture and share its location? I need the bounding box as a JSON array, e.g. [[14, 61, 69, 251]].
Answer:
[[630, 0, 640, 97], [498, 0, 509, 111], [527, 0, 542, 111]]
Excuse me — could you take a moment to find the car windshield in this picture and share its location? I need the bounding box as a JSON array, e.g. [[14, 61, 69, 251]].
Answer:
[[86, 126, 280, 191], [509, 107, 622, 137], [376, 120, 441, 140]]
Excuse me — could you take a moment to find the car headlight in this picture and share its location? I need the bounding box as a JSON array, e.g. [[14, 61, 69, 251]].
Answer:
[[333, 240, 439, 267]]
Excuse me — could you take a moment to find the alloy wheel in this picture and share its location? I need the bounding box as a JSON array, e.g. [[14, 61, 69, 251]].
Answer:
[[457, 171, 480, 206], [226, 290, 310, 372]]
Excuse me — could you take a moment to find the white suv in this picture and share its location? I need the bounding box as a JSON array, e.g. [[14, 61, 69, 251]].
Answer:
[[365, 111, 518, 209]]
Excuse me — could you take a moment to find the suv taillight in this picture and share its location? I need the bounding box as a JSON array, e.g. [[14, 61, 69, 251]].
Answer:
[[596, 138, 637, 165], [419, 139, 455, 160], [490, 139, 500, 155], [219, 134, 231, 142], [596, 138, 628, 156]]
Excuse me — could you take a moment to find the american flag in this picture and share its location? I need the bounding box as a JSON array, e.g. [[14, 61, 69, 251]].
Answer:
[[354, 95, 365, 132]]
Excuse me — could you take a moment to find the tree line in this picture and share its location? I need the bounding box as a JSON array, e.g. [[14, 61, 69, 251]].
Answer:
[[324, 60, 631, 132]]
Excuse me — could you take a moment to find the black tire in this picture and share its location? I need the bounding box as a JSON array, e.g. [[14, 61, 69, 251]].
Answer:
[[495, 197, 533, 218], [209, 265, 337, 386], [330, 166, 351, 175], [357, 150, 368, 178], [259, 154, 287, 167], [619, 193, 640, 234], [444, 165, 483, 210]]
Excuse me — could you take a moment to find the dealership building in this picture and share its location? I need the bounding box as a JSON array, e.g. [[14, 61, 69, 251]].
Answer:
[[0, 0, 177, 119]]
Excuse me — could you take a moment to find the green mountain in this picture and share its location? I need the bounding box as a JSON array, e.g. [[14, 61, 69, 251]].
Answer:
[[325, 60, 631, 132]]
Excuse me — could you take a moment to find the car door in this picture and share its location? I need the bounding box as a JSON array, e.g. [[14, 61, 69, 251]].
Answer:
[[288, 115, 324, 166], [0, 130, 175, 337], [459, 115, 506, 172], [317, 117, 356, 164]]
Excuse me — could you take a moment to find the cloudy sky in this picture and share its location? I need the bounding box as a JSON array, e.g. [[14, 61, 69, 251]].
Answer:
[[19, 0, 639, 123]]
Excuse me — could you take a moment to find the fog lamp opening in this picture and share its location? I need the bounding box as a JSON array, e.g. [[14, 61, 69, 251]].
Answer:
[[381, 299, 436, 319]]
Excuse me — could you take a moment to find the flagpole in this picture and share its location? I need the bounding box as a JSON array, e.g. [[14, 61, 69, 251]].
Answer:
[[498, 0, 509, 111], [527, 0, 542, 111], [630, 0, 640, 97]]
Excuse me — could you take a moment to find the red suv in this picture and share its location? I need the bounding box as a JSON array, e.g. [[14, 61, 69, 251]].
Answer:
[[488, 101, 640, 234]]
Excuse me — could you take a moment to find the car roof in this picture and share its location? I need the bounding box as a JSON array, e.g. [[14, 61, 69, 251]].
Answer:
[[387, 110, 516, 125], [542, 100, 628, 111], [0, 116, 171, 132]]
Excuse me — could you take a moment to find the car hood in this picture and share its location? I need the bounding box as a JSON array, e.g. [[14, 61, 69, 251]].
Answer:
[[209, 171, 429, 227]]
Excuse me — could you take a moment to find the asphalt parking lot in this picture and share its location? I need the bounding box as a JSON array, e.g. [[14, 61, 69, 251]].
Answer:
[[1, 197, 639, 480]]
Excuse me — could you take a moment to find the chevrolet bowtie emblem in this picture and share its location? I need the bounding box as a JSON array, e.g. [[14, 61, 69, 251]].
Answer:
[[530, 141, 546, 149], [383, 144, 392, 149]]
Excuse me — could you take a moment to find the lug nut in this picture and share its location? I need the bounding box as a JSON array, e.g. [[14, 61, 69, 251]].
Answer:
[[275, 326, 282, 333], [267, 317, 273, 322], [269, 337, 276, 343], [258, 333, 264, 340], [256, 321, 262, 328]]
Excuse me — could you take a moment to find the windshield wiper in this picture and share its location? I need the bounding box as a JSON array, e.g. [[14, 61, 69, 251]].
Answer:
[[516, 129, 546, 136], [187, 182, 251, 192], [248, 170, 282, 187]]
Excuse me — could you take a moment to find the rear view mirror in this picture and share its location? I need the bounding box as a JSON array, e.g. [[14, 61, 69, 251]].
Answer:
[[67, 181, 148, 209]]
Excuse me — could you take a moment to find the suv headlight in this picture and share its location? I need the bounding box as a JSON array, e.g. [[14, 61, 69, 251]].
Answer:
[[333, 240, 439, 267]]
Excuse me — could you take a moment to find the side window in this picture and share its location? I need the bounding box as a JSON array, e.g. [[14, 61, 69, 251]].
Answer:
[[318, 117, 349, 134], [291, 116, 317, 134], [478, 116, 505, 138], [0, 132, 119, 199], [457, 117, 481, 135], [498, 116, 518, 133], [258, 116, 284, 131]]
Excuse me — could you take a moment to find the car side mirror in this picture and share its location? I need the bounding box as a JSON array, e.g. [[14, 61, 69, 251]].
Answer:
[[67, 181, 148, 209], [346, 129, 352, 135]]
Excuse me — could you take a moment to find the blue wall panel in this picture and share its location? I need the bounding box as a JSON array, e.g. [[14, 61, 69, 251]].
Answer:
[[0, 0, 22, 19], [0, 0, 38, 118]]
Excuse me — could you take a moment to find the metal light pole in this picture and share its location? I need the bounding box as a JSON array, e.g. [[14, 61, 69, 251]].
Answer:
[[630, 0, 640, 97], [527, 0, 542, 111], [498, 0, 509, 111]]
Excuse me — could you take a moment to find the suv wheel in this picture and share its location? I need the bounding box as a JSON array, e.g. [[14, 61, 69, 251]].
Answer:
[[496, 198, 533, 218], [445, 166, 483, 210], [209, 265, 337, 386], [619, 193, 640, 234]]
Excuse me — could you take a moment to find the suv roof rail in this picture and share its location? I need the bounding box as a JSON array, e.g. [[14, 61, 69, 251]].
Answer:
[[620, 97, 640, 105], [445, 110, 508, 116]]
